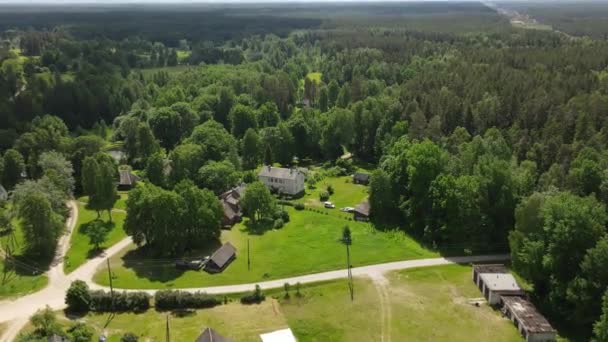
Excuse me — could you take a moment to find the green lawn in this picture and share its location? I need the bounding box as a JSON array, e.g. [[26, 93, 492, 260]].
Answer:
[[93, 206, 436, 289], [0, 214, 49, 299], [303, 175, 368, 213], [64, 203, 127, 274], [24, 300, 288, 342], [281, 264, 523, 341]]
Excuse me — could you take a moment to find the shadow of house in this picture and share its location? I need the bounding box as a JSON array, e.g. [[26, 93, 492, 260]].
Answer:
[[220, 184, 246, 228], [204, 242, 236, 273], [195, 328, 233, 342]]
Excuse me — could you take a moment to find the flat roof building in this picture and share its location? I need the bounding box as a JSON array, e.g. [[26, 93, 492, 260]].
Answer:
[[501, 296, 556, 342], [478, 273, 524, 305], [472, 264, 508, 288]]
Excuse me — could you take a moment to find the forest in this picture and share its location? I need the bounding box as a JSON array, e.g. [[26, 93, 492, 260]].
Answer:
[[2, 1, 608, 340]]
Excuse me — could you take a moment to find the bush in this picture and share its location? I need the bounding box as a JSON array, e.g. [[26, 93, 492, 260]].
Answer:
[[274, 218, 284, 229], [273, 209, 290, 222], [327, 184, 334, 195], [65, 280, 91, 313], [240, 285, 265, 304], [121, 333, 139, 342], [89, 290, 150, 312], [154, 290, 221, 311], [294, 202, 305, 210], [68, 322, 93, 342], [319, 191, 330, 201]]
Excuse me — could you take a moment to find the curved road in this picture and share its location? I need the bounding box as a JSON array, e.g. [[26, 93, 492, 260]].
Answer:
[[0, 201, 509, 341]]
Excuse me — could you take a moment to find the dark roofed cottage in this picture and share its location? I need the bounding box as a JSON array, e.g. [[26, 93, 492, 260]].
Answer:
[[118, 169, 139, 190], [205, 242, 236, 273], [354, 200, 370, 221], [353, 172, 370, 185]]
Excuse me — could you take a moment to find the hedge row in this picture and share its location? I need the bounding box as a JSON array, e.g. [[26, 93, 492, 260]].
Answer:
[[90, 290, 151, 312], [154, 290, 221, 310], [240, 285, 265, 304]]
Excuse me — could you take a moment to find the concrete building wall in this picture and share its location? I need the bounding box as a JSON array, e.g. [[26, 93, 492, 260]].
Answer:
[[526, 332, 556, 342]]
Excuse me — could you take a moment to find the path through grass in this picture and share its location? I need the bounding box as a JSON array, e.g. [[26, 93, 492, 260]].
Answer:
[[64, 202, 127, 274]]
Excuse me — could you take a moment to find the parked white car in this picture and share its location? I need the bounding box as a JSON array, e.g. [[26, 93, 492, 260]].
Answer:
[[324, 201, 336, 209], [341, 207, 355, 213]]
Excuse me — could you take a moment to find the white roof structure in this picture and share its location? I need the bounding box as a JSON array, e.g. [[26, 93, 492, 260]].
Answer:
[[260, 328, 297, 342], [258, 166, 305, 181], [479, 273, 521, 291]]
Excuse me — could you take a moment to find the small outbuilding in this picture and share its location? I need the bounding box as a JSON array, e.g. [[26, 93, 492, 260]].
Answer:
[[195, 327, 233, 342], [118, 169, 139, 191], [353, 200, 370, 222], [260, 328, 297, 342], [478, 273, 524, 305], [0, 184, 7, 201], [353, 172, 370, 185], [501, 296, 557, 342], [220, 184, 246, 227], [472, 264, 508, 289], [205, 242, 236, 273]]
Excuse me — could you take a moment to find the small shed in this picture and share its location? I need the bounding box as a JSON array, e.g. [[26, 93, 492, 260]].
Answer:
[[220, 184, 246, 228], [501, 296, 557, 342], [472, 264, 508, 290], [195, 327, 233, 342], [205, 242, 236, 273], [0, 184, 7, 201], [118, 169, 139, 191], [260, 328, 297, 342], [353, 200, 370, 222], [353, 172, 370, 185], [478, 273, 524, 305]]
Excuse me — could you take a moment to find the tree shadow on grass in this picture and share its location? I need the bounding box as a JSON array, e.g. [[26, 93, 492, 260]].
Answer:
[[79, 219, 116, 260], [119, 240, 222, 284], [240, 218, 274, 236]]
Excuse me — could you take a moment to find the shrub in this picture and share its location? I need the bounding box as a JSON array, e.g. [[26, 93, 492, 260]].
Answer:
[[65, 280, 91, 313], [121, 333, 139, 342], [319, 191, 330, 201], [89, 290, 150, 312], [274, 218, 284, 229], [273, 209, 290, 222], [154, 290, 221, 310], [68, 322, 93, 342], [327, 184, 334, 195], [294, 202, 305, 210], [241, 285, 265, 304]]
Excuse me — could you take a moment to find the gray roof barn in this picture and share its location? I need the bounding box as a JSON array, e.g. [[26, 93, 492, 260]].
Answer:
[[258, 166, 305, 181], [118, 169, 139, 189]]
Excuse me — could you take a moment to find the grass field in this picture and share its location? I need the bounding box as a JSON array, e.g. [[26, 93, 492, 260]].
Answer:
[[31, 265, 523, 341], [281, 264, 522, 341], [0, 215, 49, 299], [64, 202, 127, 274], [303, 175, 368, 213], [93, 204, 435, 289]]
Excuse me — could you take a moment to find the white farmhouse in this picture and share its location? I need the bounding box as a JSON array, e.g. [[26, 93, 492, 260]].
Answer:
[[258, 166, 305, 196]]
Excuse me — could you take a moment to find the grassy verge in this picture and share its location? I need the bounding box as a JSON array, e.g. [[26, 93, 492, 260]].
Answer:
[[64, 202, 127, 274], [302, 175, 368, 213], [0, 214, 49, 299], [93, 206, 436, 289]]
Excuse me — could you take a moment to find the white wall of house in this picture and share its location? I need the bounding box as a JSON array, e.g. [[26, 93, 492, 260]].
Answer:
[[259, 172, 304, 195]]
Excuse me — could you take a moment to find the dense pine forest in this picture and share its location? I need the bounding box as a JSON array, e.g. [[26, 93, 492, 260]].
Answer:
[[3, 1, 608, 340]]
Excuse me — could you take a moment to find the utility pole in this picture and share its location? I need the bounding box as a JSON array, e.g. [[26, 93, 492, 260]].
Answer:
[[165, 315, 170, 342], [247, 239, 251, 271], [107, 258, 114, 310]]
